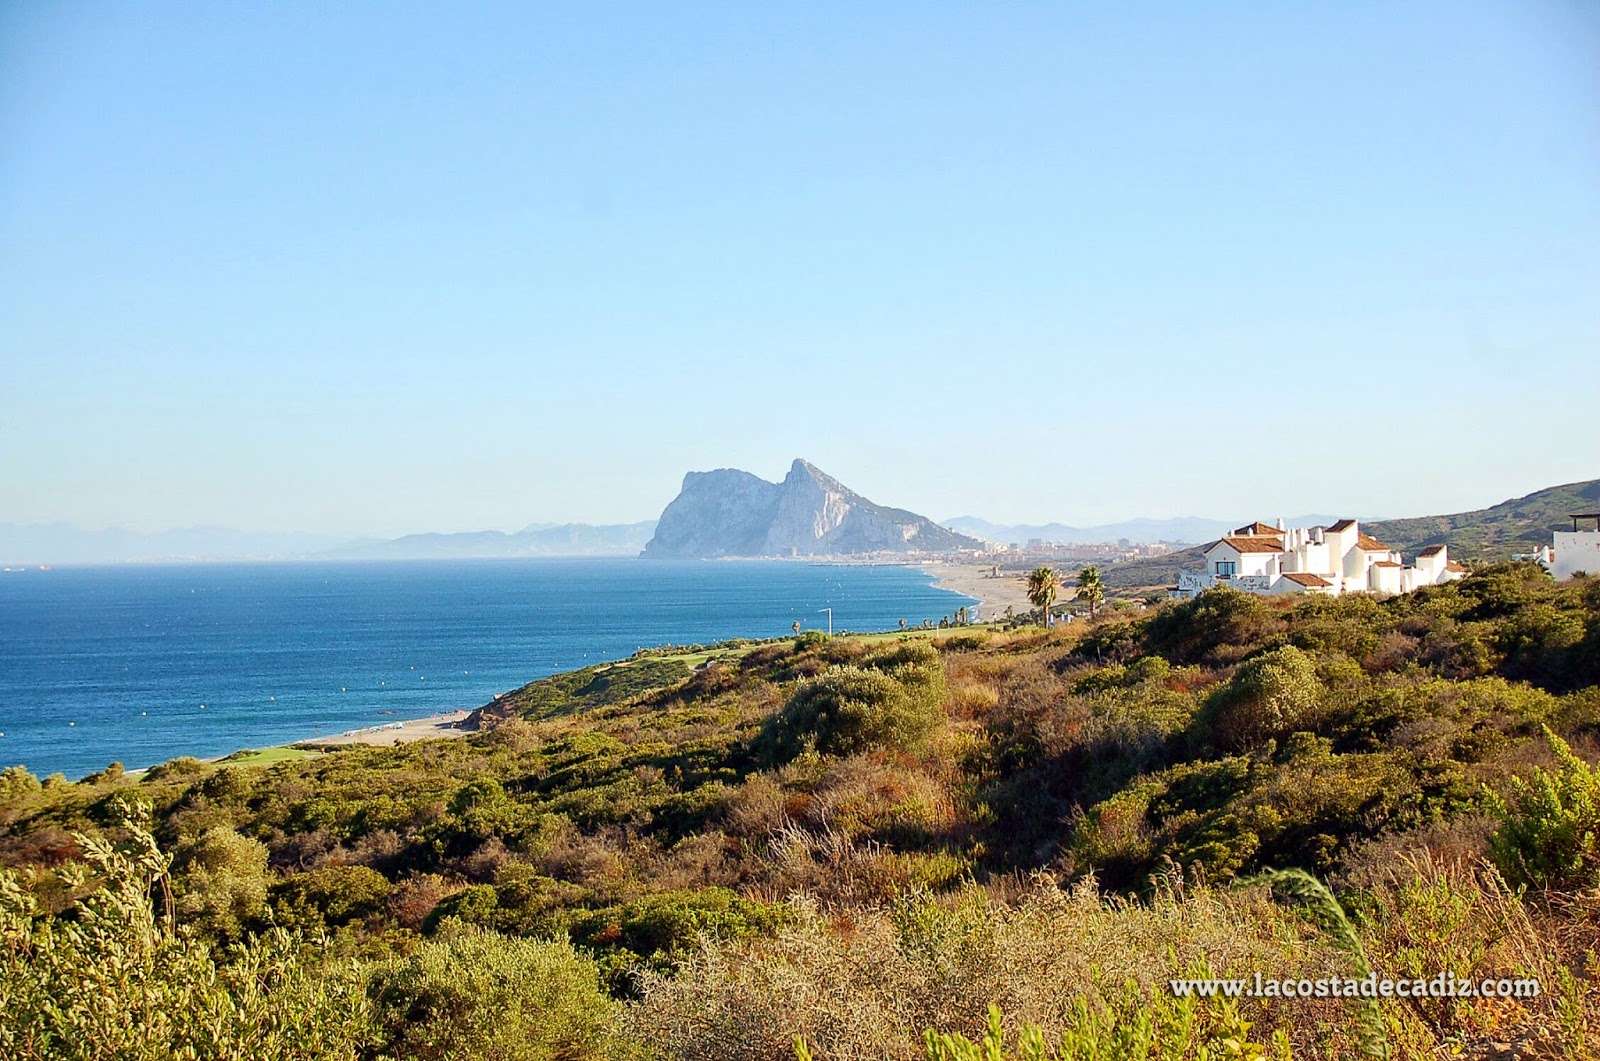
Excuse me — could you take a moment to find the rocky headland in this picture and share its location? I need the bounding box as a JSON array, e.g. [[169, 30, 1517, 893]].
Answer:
[[642, 459, 982, 558]]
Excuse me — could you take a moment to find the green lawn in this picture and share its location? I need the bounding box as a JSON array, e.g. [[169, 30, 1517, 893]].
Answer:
[[217, 745, 322, 767]]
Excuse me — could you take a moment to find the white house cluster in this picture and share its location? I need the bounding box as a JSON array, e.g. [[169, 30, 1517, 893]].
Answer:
[[1175, 519, 1467, 599]]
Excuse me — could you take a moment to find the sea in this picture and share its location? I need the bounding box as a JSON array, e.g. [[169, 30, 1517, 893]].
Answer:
[[0, 559, 975, 780]]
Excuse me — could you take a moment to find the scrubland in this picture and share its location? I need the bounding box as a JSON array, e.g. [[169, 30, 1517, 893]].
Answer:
[[3, 563, 1598, 1059]]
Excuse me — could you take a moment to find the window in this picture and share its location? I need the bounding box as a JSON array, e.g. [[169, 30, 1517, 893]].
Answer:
[[1214, 560, 1236, 577]]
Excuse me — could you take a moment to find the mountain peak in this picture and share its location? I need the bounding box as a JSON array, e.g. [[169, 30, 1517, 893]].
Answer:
[[784, 458, 848, 492], [643, 462, 980, 558]]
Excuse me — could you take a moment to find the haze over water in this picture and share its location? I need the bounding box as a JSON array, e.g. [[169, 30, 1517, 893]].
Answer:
[[0, 559, 975, 779]]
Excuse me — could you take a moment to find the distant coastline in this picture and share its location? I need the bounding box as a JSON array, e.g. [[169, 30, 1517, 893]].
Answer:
[[289, 710, 474, 749], [915, 560, 1030, 621]]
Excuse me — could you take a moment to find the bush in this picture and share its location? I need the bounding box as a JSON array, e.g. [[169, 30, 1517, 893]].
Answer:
[[142, 756, 210, 783], [555, 887, 789, 967], [1143, 588, 1278, 665], [1195, 646, 1324, 753], [794, 630, 831, 650], [366, 930, 616, 1061], [1490, 727, 1600, 890], [0, 765, 41, 802], [170, 826, 270, 939], [762, 661, 943, 763], [269, 864, 393, 930], [937, 634, 990, 653], [0, 813, 372, 1061]]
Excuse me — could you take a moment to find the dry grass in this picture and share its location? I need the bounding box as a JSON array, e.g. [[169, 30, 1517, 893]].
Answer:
[[1360, 853, 1600, 1058], [631, 876, 1349, 1061], [626, 855, 1599, 1060]]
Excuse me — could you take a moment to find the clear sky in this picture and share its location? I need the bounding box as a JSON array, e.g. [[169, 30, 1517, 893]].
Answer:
[[2, 1, 1596, 536]]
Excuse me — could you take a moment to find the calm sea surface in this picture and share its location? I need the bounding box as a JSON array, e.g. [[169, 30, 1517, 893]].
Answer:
[[0, 559, 974, 779]]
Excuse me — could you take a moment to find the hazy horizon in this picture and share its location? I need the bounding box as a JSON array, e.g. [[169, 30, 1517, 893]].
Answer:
[[0, 460, 1590, 545], [4, 3, 1597, 537]]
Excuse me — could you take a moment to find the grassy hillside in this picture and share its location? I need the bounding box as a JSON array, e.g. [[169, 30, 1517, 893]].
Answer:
[[3, 566, 1599, 1059], [1369, 478, 1600, 558]]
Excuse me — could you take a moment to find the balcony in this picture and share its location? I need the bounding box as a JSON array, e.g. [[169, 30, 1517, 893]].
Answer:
[[1177, 571, 1272, 596]]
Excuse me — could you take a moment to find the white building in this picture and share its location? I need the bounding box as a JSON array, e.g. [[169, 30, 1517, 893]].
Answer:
[[1551, 514, 1600, 580], [1175, 519, 1467, 599]]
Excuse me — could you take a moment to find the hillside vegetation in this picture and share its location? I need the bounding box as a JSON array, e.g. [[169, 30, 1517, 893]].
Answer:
[[1369, 479, 1600, 559], [2, 564, 1599, 1059]]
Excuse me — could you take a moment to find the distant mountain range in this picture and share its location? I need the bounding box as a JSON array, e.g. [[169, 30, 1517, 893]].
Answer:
[[942, 514, 1345, 547], [0, 524, 355, 566], [7, 476, 1592, 566], [643, 459, 982, 558], [0, 521, 656, 565], [319, 522, 658, 560]]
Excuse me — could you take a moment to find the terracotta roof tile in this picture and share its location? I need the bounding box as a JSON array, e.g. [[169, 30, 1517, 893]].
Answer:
[[1232, 521, 1281, 536], [1281, 572, 1332, 587], [1357, 533, 1393, 552], [1327, 519, 1358, 533], [1445, 561, 1469, 573], [1374, 560, 1402, 568], [1418, 545, 1447, 556], [1216, 536, 1287, 554]]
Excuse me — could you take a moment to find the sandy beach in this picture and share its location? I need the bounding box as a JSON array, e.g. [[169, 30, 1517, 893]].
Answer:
[[918, 560, 1035, 621], [292, 709, 474, 749]]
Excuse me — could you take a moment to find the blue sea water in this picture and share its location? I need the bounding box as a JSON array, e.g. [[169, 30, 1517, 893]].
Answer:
[[0, 559, 975, 780]]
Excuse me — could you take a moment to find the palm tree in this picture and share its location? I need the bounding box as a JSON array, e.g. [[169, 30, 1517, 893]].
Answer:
[[1026, 566, 1058, 626], [1076, 565, 1105, 619]]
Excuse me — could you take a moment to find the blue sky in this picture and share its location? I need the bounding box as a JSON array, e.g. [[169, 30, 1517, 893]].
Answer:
[[2, 1, 1596, 535]]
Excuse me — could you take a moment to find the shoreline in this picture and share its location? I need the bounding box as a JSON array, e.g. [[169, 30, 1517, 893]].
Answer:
[[915, 559, 1033, 621], [286, 709, 474, 750]]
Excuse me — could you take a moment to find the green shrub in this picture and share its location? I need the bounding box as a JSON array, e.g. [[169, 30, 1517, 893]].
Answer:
[[794, 630, 831, 650], [937, 633, 990, 653], [366, 930, 616, 1061], [0, 812, 372, 1061], [1195, 646, 1324, 753], [0, 765, 41, 802], [761, 664, 941, 762], [428, 883, 500, 931], [170, 826, 270, 939], [1123, 655, 1172, 686], [142, 756, 209, 783], [1143, 587, 1278, 665], [1490, 726, 1600, 890], [195, 765, 253, 803], [269, 864, 393, 930], [557, 887, 789, 964]]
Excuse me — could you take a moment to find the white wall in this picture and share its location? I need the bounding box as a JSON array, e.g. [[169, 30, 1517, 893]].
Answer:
[[1414, 547, 1446, 582], [1370, 564, 1403, 595], [1324, 524, 1364, 580], [1554, 530, 1600, 580], [1208, 542, 1280, 579]]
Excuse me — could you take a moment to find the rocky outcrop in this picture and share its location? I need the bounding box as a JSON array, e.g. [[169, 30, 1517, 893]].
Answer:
[[642, 459, 981, 558]]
